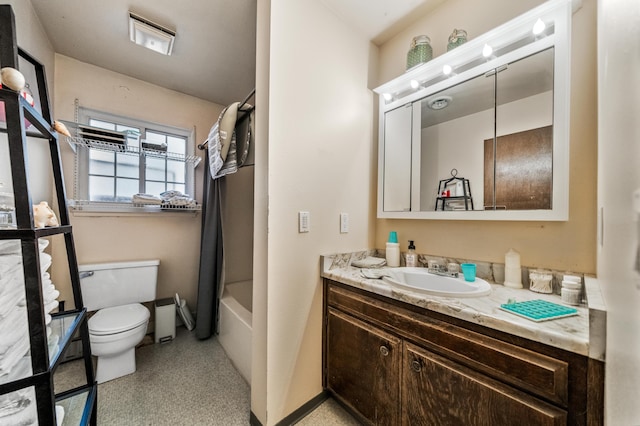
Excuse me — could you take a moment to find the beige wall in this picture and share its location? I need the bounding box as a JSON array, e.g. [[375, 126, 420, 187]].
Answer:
[[50, 54, 224, 310], [0, 1, 56, 213], [255, 0, 375, 423], [375, 0, 598, 274], [252, 0, 270, 423], [2, 0, 54, 93]]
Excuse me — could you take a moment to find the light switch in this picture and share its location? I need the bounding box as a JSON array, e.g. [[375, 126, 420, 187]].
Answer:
[[299, 211, 310, 233], [340, 213, 349, 233]]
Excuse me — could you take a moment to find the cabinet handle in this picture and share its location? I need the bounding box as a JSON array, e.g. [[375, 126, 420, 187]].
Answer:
[[411, 360, 422, 372], [379, 345, 390, 357]]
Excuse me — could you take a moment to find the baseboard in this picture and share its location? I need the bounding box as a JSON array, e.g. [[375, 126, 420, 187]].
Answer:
[[249, 411, 262, 426], [249, 391, 329, 426], [276, 391, 329, 426]]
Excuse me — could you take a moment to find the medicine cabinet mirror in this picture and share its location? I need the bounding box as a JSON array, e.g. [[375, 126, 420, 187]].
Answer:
[[375, 0, 571, 221]]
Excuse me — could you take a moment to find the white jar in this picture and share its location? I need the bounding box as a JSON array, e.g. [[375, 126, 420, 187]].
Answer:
[[561, 287, 581, 305], [561, 276, 582, 305], [529, 269, 553, 294]]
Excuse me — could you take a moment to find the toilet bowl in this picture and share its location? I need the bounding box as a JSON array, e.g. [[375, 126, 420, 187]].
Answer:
[[88, 303, 150, 383], [79, 260, 159, 384]]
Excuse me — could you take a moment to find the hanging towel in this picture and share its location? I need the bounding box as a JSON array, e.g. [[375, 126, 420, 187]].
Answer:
[[208, 102, 239, 179], [207, 102, 253, 179]]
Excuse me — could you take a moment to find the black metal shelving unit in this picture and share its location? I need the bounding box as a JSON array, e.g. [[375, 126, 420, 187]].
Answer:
[[434, 171, 474, 211], [0, 5, 97, 425]]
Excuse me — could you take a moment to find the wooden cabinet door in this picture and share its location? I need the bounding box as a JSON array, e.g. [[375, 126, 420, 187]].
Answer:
[[402, 342, 567, 426], [326, 308, 401, 425]]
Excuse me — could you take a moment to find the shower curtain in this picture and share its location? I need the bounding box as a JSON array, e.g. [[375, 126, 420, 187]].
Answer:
[[195, 152, 225, 340], [195, 99, 253, 340]]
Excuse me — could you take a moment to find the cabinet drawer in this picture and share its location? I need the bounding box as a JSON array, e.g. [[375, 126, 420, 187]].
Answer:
[[327, 283, 569, 407], [402, 342, 567, 425]]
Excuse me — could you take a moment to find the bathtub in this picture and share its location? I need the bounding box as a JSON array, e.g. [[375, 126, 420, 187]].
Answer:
[[218, 279, 252, 384]]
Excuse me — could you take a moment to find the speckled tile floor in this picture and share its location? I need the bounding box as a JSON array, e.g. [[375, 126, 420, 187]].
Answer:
[[55, 327, 358, 425], [296, 398, 360, 426]]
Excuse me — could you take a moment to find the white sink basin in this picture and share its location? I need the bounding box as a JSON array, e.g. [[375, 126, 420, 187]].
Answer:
[[382, 267, 492, 298]]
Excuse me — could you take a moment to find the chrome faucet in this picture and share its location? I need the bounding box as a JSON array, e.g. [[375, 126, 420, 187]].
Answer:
[[427, 264, 459, 278]]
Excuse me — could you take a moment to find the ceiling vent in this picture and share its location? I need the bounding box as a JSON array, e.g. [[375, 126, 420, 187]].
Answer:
[[128, 12, 175, 56]]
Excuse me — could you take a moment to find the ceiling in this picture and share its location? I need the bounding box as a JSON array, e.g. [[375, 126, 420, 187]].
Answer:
[[319, 0, 447, 44], [30, 0, 443, 107], [30, 0, 258, 106]]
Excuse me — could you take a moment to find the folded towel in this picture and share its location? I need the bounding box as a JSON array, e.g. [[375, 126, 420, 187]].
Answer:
[[0, 332, 30, 374], [351, 257, 387, 268], [159, 190, 183, 200], [0, 240, 20, 256], [159, 190, 197, 208], [132, 193, 162, 205]]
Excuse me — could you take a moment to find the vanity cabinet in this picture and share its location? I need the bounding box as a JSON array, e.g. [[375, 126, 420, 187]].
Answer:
[[326, 308, 401, 424], [323, 279, 603, 425]]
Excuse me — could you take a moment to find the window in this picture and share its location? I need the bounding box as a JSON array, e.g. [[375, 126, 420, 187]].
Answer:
[[74, 108, 195, 207]]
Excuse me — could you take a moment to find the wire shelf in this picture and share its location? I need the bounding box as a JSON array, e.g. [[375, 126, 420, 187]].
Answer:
[[69, 200, 201, 213], [65, 135, 201, 167]]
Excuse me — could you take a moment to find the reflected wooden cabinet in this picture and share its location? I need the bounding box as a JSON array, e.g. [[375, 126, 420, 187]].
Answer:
[[323, 279, 603, 425]]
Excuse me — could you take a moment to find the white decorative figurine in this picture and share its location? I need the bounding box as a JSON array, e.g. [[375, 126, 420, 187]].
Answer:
[[33, 201, 59, 228]]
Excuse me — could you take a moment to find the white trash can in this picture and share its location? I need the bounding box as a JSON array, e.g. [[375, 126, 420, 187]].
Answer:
[[155, 298, 176, 343]]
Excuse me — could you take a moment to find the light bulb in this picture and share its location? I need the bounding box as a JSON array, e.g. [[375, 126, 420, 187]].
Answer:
[[532, 18, 546, 35], [442, 65, 452, 75], [410, 79, 420, 89], [383, 93, 393, 101], [482, 44, 493, 58]]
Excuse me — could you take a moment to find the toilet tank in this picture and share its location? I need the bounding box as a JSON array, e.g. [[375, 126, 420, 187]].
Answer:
[[78, 260, 159, 311]]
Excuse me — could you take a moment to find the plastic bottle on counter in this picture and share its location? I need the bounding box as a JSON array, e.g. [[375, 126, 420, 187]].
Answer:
[[386, 231, 400, 267]]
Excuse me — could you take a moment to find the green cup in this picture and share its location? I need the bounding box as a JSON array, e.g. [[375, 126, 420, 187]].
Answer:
[[461, 263, 476, 282]]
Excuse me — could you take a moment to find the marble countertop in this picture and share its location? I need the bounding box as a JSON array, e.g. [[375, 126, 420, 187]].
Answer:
[[321, 254, 606, 361]]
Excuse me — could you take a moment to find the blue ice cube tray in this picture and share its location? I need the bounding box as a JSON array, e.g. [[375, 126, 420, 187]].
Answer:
[[500, 299, 578, 322]]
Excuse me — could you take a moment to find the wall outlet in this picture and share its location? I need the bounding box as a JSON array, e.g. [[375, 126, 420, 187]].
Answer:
[[298, 211, 310, 233], [340, 213, 349, 233]]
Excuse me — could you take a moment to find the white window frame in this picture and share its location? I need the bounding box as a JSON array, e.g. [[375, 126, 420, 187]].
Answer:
[[72, 107, 196, 213]]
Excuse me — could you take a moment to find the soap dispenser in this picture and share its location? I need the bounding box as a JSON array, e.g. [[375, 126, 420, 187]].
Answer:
[[406, 240, 417, 267]]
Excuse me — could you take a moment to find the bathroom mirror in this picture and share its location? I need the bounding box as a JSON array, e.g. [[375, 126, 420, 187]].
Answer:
[[418, 48, 554, 212], [376, 0, 571, 221]]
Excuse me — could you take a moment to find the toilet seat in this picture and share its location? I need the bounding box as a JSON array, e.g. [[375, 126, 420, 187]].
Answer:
[[89, 303, 150, 336]]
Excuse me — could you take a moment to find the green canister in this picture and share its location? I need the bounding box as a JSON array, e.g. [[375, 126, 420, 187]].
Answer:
[[447, 29, 468, 51], [406, 35, 432, 70]]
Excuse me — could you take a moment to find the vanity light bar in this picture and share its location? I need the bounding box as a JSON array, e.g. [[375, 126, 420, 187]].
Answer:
[[482, 44, 494, 58], [533, 18, 547, 35], [375, 0, 570, 106]]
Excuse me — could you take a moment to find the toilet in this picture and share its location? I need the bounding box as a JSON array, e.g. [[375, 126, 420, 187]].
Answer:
[[78, 259, 159, 384]]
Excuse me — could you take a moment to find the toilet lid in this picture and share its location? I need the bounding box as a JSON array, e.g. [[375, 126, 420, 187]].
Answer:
[[89, 303, 150, 335]]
